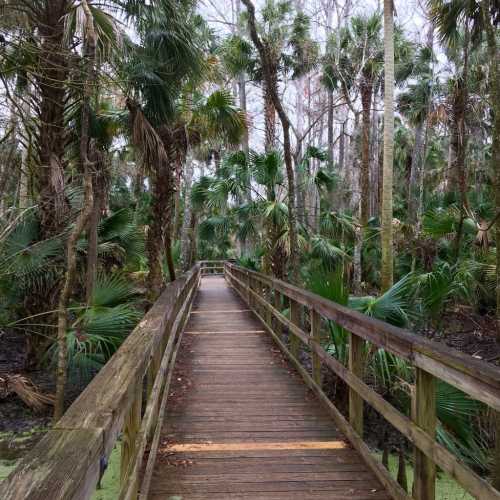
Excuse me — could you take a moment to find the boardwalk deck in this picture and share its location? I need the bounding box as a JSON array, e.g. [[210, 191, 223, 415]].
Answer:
[[149, 276, 390, 500]]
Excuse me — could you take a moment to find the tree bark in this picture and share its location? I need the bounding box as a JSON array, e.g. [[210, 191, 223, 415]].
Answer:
[[360, 81, 373, 228], [241, 0, 300, 284], [85, 158, 107, 303], [180, 159, 195, 271], [36, 0, 71, 237], [54, 0, 96, 421], [380, 0, 394, 291], [263, 82, 276, 152], [407, 121, 425, 224], [327, 89, 335, 164]]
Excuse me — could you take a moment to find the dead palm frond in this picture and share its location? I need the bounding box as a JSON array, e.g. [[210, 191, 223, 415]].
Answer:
[[0, 373, 54, 412]]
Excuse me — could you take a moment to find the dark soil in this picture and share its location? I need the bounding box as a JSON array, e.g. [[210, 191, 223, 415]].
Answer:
[[0, 329, 87, 435], [422, 308, 500, 367]]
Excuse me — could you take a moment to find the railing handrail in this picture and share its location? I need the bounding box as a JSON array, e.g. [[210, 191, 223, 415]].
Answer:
[[225, 262, 500, 500], [0, 263, 201, 500], [226, 263, 500, 410]]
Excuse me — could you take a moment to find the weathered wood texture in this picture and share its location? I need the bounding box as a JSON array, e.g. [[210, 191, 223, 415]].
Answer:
[[0, 265, 200, 500], [150, 276, 390, 500], [225, 263, 500, 500]]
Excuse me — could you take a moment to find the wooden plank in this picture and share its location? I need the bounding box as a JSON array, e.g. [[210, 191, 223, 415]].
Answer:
[[290, 299, 302, 358], [120, 379, 142, 498], [151, 276, 391, 500], [234, 295, 408, 500], [150, 493, 390, 500], [413, 368, 436, 500], [0, 429, 103, 500], [349, 333, 364, 436], [150, 480, 384, 494], [311, 308, 322, 385]]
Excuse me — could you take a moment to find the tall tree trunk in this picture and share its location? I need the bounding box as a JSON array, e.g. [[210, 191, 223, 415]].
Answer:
[[242, 0, 300, 284], [408, 24, 433, 226], [370, 93, 380, 219], [450, 29, 470, 259], [85, 158, 107, 303], [360, 81, 373, 228], [263, 82, 276, 152], [407, 121, 425, 224], [327, 89, 335, 164], [481, 0, 500, 345], [36, 0, 70, 237], [172, 163, 182, 240], [180, 159, 195, 271], [380, 0, 394, 291], [338, 121, 345, 172], [54, 0, 95, 421]]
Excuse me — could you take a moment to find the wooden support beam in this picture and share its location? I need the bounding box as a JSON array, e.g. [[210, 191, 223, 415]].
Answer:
[[121, 381, 142, 498], [290, 299, 301, 358], [349, 333, 364, 436], [273, 289, 282, 337], [495, 411, 500, 491], [413, 368, 436, 500], [310, 308, 321, 385]]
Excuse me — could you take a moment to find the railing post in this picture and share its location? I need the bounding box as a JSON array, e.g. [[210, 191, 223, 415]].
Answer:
[[495, 411, 500, 491], [247, 272, 253, 309], [494, 411, 500, 491], [348, 333, 364, 436], [413, 367, 436, 500], [290, 299, 301, 359], [121, 381, 142, 498], [273, 288, 282, 338], [310, 308, 321, 385], [265, 284, 272, 327]]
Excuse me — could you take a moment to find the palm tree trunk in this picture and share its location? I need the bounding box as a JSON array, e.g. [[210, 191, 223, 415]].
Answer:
[[54, 0, 96, 421], [37, 0, 70, 238], [450, 30, 470, 259], [242, 0, 300, 284], [408, 121, 425, 224], [327, 89, 335, 164], [263, 82, 276, 152], [380, 0, 394, 291], [370, 93, 380, 219], [360, 82, 373, 228], [85, 162, 107, 303], [181, 160, 195, 272]]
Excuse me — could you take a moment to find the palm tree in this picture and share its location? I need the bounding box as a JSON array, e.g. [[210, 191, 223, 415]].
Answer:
[[428, 0, 500, 341], [381, 0, 395, 291], [241, 0, 301, 284]]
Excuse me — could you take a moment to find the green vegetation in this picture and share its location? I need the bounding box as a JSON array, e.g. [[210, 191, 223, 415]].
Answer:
[[0, 0, 499, 495], [374, 453, 473, 499]]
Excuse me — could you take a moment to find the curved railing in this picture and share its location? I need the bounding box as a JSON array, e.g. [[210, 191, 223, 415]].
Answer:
[[0, 264, 200, 500], [225, 262, 500, 500]]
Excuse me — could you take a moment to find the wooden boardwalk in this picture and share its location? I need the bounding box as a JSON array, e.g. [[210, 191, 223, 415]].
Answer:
[[149, 276, 389, 499]]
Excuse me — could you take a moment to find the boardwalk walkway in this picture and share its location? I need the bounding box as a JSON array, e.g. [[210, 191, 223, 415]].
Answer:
[[149, 275, 389, 499]]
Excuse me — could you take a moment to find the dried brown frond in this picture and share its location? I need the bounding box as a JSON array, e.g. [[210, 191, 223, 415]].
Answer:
[[0, 373, 54, 412], [126, 98, 169, 173]]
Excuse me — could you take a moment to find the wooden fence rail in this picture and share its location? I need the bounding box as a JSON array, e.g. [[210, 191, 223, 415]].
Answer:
[[0, 263, 201, 500], [225, 262, 500, 500], [199, 259, 231, 275]]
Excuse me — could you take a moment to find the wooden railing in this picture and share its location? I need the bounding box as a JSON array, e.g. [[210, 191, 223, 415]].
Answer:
[[0, 263, 201, 500], [225, 262, 500, 500], [200, 259, 228, 275]]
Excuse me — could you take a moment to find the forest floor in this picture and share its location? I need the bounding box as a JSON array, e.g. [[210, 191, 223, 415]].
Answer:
[[424, 308, 500, 366]]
